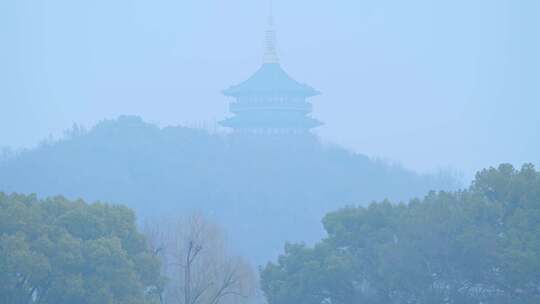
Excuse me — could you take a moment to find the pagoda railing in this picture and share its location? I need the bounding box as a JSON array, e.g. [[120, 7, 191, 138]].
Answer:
[[230, 101, 312, 113]]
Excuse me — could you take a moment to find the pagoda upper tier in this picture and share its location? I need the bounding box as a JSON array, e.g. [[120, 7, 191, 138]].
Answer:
[[223, 63, 320, 98], [220, 17, 323, 134]]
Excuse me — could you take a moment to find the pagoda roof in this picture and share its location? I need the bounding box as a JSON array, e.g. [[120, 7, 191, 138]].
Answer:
[[223, 63, 320, 98]]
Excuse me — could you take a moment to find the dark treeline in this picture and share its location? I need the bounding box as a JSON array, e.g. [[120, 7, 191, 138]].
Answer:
[[0, 116, 459, 263], [0, 193, 163, 304], [260, 164, 540, 304], [0, 193, 257, 304], [2, 164, 537, 304]]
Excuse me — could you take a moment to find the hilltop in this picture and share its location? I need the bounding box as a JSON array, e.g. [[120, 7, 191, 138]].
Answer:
[[0, 116, 459, 264]]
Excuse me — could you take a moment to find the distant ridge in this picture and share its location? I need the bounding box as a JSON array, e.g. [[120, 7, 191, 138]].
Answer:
[[0, 115, 460, 264]]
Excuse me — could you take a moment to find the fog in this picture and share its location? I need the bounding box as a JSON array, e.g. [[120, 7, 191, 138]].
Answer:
[[2, 0, 538, 176], [1, 1, 539, 304]]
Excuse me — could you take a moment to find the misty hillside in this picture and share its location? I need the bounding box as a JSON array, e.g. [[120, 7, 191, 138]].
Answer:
[[0, 116, 459, 264]]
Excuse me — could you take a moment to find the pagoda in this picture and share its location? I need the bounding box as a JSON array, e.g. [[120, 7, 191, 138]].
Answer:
[[220, 17, 323, 134]]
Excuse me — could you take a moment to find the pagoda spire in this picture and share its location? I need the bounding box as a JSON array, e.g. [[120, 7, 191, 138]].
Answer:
[[263, 0, 279, 64]]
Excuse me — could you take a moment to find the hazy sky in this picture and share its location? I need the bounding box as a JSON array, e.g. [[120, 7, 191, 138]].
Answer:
[[1, 0, 538, 176]]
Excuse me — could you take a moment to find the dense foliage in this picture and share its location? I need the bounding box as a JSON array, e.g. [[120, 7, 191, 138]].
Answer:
[[0, 116, 459, 264], [0, 193, 163, 304], [261, 164, 540, 304]]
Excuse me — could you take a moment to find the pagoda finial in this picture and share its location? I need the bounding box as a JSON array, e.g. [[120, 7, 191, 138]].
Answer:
[[263, 0, 279, 64]]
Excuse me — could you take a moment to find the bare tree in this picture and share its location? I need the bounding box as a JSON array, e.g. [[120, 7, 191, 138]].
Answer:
[[143, 220, 169, 304], [145, 214, 255, 304]]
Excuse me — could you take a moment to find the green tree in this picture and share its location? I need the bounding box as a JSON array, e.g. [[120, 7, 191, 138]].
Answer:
[[474, 164, 540, 303], [261, 164, 540, 304], [0, 193, 163, 304]]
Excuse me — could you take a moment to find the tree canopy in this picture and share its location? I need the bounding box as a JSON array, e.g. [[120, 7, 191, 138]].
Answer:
[[0, 193, 163, 304], [261, 164, 540, 304]]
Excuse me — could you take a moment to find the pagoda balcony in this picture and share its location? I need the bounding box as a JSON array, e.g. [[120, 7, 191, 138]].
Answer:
[[229, 101, 312, 113]]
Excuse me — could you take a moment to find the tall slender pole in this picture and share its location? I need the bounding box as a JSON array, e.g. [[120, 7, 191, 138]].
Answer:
[[263, 0, 279, 64]]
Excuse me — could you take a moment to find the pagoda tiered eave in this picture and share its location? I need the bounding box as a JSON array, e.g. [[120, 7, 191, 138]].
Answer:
[[222, 63, 321, 98]]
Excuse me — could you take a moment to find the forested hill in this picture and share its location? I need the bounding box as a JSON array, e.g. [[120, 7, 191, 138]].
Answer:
[[0, 116, 459, 264]]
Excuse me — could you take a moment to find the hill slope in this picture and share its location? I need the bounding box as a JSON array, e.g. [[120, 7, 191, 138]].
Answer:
[[0, 116, 458, 264]]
